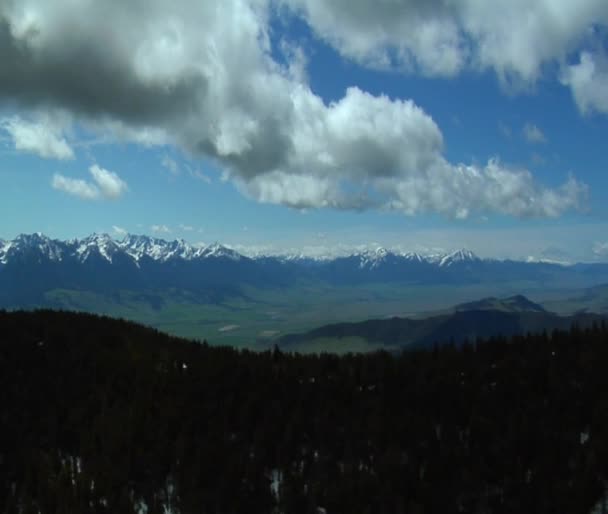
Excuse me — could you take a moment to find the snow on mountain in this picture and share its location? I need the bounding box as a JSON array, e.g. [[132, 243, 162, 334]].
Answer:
[[358, 247, 391, 269], [196, 243, 242, 261], [77, 234, 121, 263], [400, 251, 426, 263], [118, 235, 242, 262], [438, 249, 480, 267], [0, 239, 10, 265], [10, 233, 66, 262], [119, 234, 169, 261], [278, 253, 332, 263], [166, 239, 200, 261], [119, 235, 202, 262], [0, 233, 489, 269]]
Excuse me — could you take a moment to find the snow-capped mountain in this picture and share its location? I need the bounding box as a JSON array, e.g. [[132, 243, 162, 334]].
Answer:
[[438, 249, 480, 267], [347, 247, 480, 272], [0, 233, 587, 276], [358, 247, 391, 269], [196, 242, 242, 261], [120, 234, 173, 262], [0, 233, 465, 268], [1, 233, 67, 263], [0, 233, 247, 266], [401, 251, 426, 263], [0, 239, 10, 265], [3, 232, 607, 310], [118, 235, 241, 263], [76, 233, 122, 263]]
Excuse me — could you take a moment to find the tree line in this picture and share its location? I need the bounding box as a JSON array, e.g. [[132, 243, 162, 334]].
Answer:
[[2, 309, 608, 513]]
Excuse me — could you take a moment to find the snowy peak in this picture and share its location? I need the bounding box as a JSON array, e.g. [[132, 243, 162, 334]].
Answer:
[[354, 247, 480, 269], [0, 239, 10, 265], [77, 233, 120, 263], [120, 234, 210, 262], [0, 233, 250, 265], [10, 233, 65, 262], [197, 243, 242, 261], [438, 249, 480, 267], [120, 234, 170, 261], [117, 235, 242, 262], [358, 247, 392, 269], [401, 251, 426, 263], [166, 239, 198, 261], [119, 234, 198, 262], [0, 233, 488, 270]]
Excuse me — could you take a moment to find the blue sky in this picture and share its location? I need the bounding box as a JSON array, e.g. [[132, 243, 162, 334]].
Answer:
[[1, 0, 608, 261]]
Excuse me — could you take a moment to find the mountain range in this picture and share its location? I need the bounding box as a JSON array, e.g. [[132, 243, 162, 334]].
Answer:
[[2, 233, 608, 308], [0, 233, 486, 268]]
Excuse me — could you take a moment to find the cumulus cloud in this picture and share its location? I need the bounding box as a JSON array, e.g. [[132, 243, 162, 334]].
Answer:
[[89, 164, 129, 199], [282, 0, 608, 84], [561, 50, 608, 114], [151, 224, 171, 234], [52, 174, 99, 200], [593, 241, 608, 258], [52, 165, 128, 200], [382, 160, 586, 219], [523, 123, 547, 144], [0, 0, 592, 218], [161, 155, 180, 175], [1, 114, 74, 159], [112, 225, 128, 237]]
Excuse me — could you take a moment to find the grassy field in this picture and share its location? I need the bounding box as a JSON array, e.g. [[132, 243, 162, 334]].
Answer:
[[38, 278, 599, 352]]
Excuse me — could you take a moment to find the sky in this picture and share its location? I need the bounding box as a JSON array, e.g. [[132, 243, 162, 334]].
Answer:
[[0, 0, 608, 261]]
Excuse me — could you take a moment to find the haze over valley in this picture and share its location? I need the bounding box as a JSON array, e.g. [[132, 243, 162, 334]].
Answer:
[[3, 232, 608, 350]]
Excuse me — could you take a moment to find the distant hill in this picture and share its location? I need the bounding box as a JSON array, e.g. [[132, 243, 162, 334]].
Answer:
[[279, 295, 605, 350], [453, 294, 547, 313]]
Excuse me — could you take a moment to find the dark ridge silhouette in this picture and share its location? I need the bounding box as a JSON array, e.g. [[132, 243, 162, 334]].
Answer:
[[279, 295, 605, 350]]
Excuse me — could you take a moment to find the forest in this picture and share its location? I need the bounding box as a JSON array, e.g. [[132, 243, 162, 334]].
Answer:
[[2, 309, 608, 513]]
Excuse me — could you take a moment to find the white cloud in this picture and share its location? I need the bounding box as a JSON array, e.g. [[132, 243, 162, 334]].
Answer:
[[0, 0, 592, 218], [593, 241, 608, 258], [188, 168, 212, 184], [523, 123, 547, 144], [161, 154, 180, 175], [52, 173, 99, 200], [52, 165, 128, 200], [112, 225, 128, 236], [561, 50, 608, 114], [382, 159, 586, 219], [2, 114, 74, 159], [151, 224, 171, 234], [281, 0, 608, 84], [89, 164, 128, 199], [178, 224, 194, 232]]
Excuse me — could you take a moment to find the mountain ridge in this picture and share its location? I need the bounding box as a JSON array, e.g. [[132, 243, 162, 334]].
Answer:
[[279, 295, 605, 351], [3, 232, 606, 268], [4, 233, 608, 312], [1, 233, 488, 266]]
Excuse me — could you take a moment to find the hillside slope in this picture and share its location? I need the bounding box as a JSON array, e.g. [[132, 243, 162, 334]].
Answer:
[[280, 295, 605, 350]]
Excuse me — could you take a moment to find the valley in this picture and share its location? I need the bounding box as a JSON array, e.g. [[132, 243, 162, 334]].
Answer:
[[4, 233, 608, 351]]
